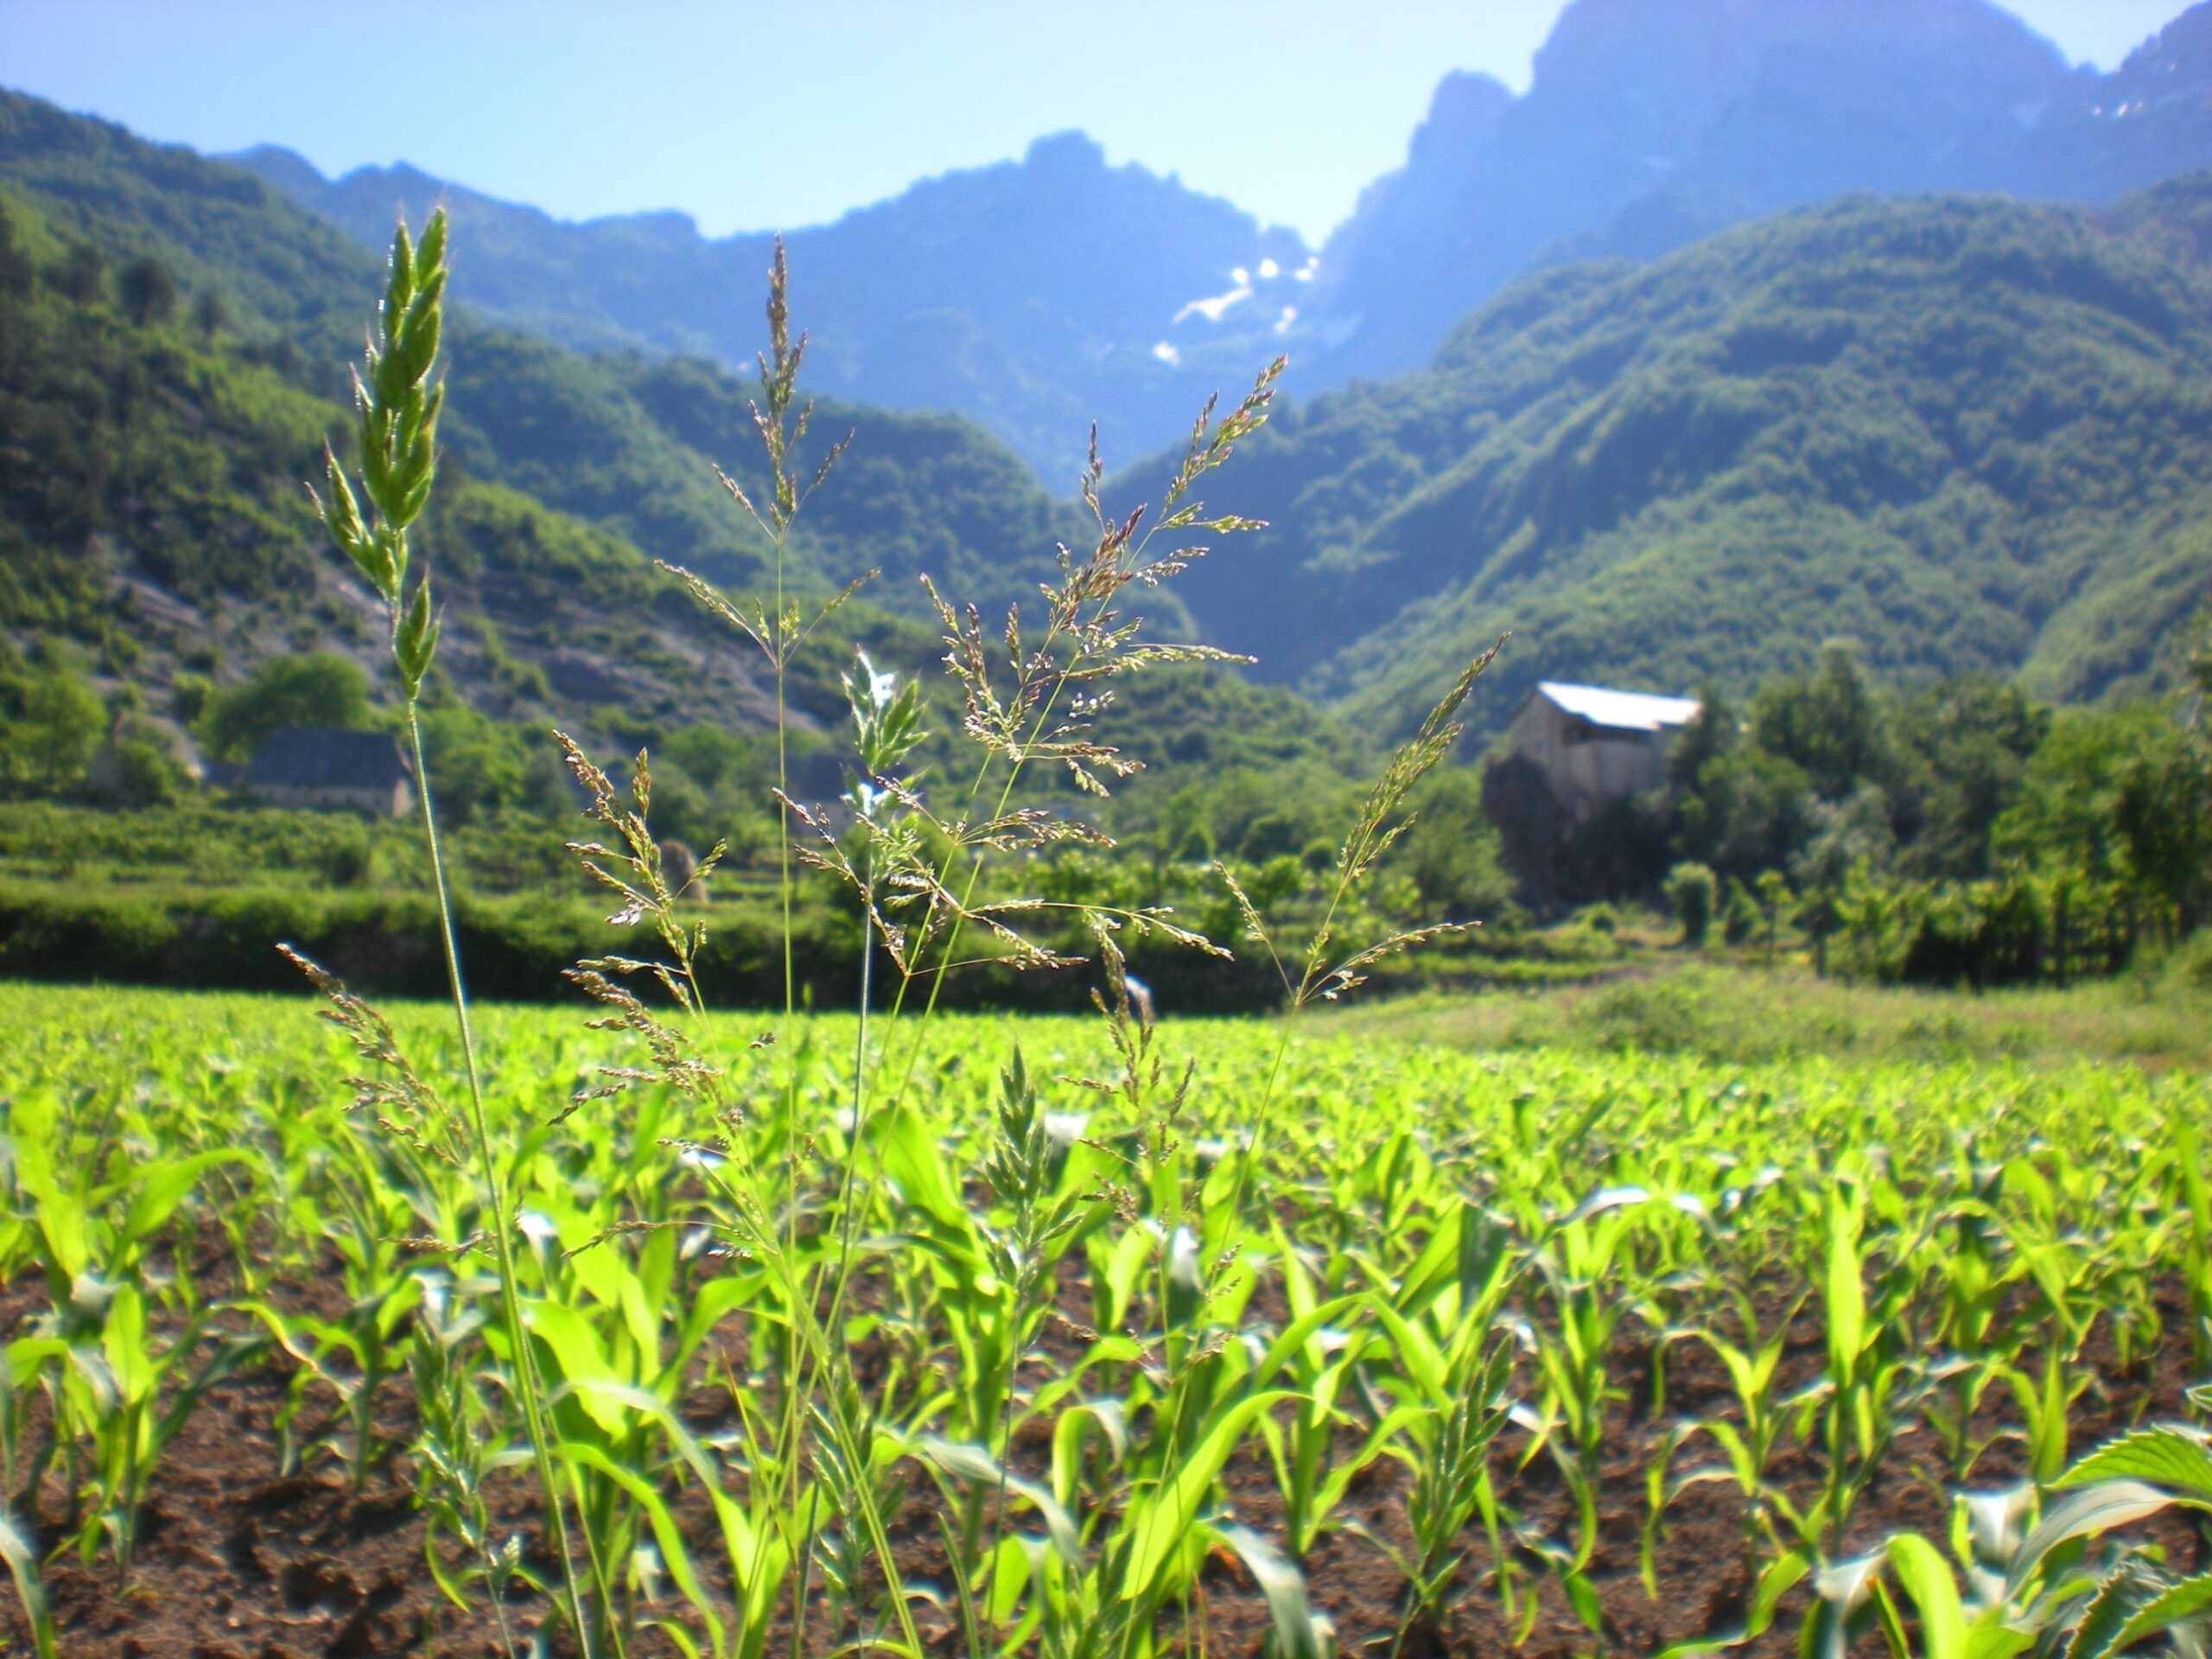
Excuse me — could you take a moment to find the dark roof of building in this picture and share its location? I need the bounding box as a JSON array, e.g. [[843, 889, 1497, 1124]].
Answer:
[[244, 727, 411, 791]]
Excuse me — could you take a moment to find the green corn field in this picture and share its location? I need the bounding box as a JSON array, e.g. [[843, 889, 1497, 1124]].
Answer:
[[0, 982, 2207, 1656]]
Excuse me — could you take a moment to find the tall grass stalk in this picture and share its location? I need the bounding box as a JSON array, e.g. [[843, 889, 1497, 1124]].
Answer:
[[875, 391, 1281, 1109], [655, 244, 945, 1656], [304, 209, 597, 1655]]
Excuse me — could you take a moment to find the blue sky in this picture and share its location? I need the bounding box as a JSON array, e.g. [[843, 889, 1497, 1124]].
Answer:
[[0, 0, 2196, 245]]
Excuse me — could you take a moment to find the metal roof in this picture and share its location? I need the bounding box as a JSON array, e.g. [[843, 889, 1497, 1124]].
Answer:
[[1535, 681, 1701, 733]]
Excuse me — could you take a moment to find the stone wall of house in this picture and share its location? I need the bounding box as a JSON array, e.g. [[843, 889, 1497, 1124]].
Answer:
[[1503, 698, 1672, 821]]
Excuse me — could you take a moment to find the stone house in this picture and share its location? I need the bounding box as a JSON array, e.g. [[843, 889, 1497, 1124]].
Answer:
[[243, 727, 415, 817], [1503, 681, 1701, 821]]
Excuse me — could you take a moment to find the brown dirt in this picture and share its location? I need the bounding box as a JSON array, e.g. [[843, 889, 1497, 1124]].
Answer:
[[0, 1255, 2198, 1659]]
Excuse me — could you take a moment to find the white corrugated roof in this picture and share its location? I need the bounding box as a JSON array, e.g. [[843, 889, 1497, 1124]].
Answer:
[[1536, 681, 1701, 732]]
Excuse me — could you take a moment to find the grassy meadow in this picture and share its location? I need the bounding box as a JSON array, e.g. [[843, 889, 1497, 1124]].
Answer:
[[1325, 950, 2212, 1072]]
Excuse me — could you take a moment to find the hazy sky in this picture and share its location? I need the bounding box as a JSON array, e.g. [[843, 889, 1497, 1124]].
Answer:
[[0, 0, 2196, 244]]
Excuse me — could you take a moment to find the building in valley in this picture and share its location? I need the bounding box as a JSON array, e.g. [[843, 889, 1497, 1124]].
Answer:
[[242, 727, 415, 817], [1503, 681, 1702, 821]]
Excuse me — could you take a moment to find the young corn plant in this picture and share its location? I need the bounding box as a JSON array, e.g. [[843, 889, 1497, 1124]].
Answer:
[[1917, 1149, 2024, 1484], [405, 1268, 530, 1651], [546, 740, 909, 1659], [1258, 1220, 1393, 1562], [1661, 1287, 1808, 1579], [2, 1085, 258, 1582], [243, 1153, 423, 1493], [1809, 1423, 2212, 1659], [1522, 1196, 1659, 1614], [1782, 1172, 1928, 1563]]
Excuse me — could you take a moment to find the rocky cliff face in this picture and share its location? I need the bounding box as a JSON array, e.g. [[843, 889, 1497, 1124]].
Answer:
[[1300, 0, 2090, 383]]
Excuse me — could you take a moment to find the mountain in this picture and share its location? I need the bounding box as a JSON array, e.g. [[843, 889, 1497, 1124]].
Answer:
[[230, 133, 1308, 486], [1132, 182, 2212, 735], [1298, 0, 2212, 384], [222, 2, 2212, 463], [0, 173, 849, 746], [0, 89, 1121, 744], [2021, 3, 2212, 200]]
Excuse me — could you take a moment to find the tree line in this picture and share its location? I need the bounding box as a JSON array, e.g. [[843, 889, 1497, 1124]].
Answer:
[[1492, 632, 2212, 987]]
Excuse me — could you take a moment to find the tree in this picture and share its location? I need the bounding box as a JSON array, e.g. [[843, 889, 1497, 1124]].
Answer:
[[1888, 675, 2046, 880], [1721, 879, 1762, 946], [1672, 743, 1815, 881], [1750, 645, 1885, 802], [49, 243, 103, 303], [200, 652, 372, 760], [118, 256, 178, 327], [1401, 768, 1515, 921], [1664, 861, 1718, 946], [1755, 869, 1792, 963], [0, 647, 104, 796], [2113, 724, 2212, 939], [416, 698, 529, 827], [100, 715, 186, 807], [0, 202, 32, 298], [1667, 683, 1737, 792]]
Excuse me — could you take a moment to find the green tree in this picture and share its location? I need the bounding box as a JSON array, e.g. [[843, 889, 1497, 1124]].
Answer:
[[1673, 743, 1815, 881], [1666, 683, 1736, 792], [0, 201, 32, 298], [1888, 675, 2046, 880], [1754, 869, 1792, 963], [416, 698, 530, 828], [0, 646, 104, 796], [1721, 878, 1762, 946], [1749, 645, 1885, 802], [2113, 722, 2212, 939], [104, 715, 185, 807], [1663, 861, 1718, 946], [1401, 768, 1515, 921], [200, 652, 372, 760], [1993, 705, 2153, 895], [117, 255, 177, 327], [49, 242, 103, 303]]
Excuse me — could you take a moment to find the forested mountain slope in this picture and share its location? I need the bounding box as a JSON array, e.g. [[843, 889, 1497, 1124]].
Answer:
[[0, 90, 1152, 743], [0, 89, 1092, 620], [1137, 185, 2212, 734]]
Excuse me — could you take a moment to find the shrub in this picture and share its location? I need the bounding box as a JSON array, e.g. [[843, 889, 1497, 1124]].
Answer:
[[1664, 861, 1718, 945], [1722, 877, 1762, 945], [200, 652, 372, 760]]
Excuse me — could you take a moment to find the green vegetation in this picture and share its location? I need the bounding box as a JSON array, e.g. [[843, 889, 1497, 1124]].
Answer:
[[1148, 188, 2212, 734], [0, 981, 2205, 1652], [0, 107, 2209, 1659], [0, 88, 1122, 800], [1325, 949, 2212, 1071], [1500, 641, 2212, 989], [0, 88, 1090, 620], [196, 652, 371, 760]]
